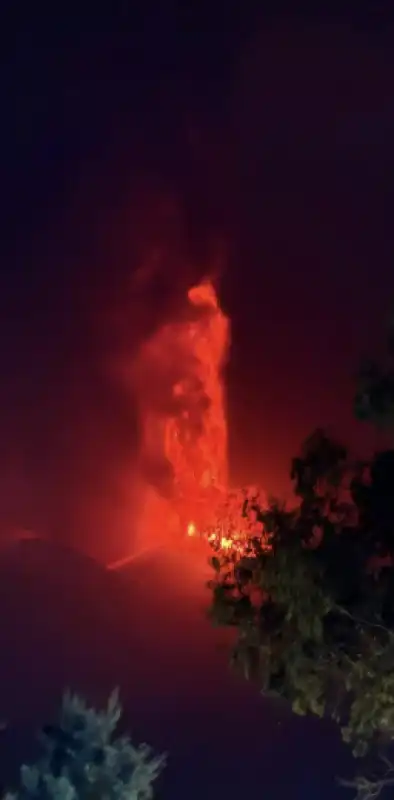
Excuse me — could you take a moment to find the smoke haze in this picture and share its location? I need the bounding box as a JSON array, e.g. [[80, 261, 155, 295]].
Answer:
[[2, 15, 394, 566], [0, 182, 214, 564]]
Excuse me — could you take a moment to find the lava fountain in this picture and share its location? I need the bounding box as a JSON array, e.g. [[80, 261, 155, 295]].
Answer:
[[164, 280, 230, 534], [120, 271, 271, 569], [129, 277, 230, 553], [107, 271, 269, 573]]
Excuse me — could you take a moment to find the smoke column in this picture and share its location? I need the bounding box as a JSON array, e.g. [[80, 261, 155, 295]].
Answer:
[[0, 182, 232, 567], [108, 267, 230, 564]]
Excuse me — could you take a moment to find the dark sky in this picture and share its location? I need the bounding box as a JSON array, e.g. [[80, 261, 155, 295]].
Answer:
[[1, 3, 394, 558], [1, 7, 394, 799], [225, 18, 394, 492]]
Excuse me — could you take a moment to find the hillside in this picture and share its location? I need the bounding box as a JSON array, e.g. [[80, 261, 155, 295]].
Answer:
[[0, 537, 350, 799]]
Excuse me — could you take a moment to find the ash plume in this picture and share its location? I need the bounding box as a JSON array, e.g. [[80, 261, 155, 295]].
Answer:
[[0, 187, 217, 564]]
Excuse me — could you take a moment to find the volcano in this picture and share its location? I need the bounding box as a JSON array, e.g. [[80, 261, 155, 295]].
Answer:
[[0, 537, 350, 799]]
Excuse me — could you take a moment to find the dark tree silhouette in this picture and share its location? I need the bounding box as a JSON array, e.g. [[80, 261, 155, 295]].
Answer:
[[208, 315, 394, 799], [3, 690, 165, 800]]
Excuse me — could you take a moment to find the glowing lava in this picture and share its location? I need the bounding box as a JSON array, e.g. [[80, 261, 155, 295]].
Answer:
[[133, 275, 268, 560], [163, 279, 230, 537]]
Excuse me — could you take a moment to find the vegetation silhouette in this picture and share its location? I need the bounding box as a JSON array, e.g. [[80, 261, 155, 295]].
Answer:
[[3, 691, 165, 800], [4, 316, 394, 799], [208, 314, 394, 799]]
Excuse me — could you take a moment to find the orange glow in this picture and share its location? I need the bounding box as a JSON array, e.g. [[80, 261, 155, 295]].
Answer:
[[162, 279, 270, 559], [163, 278, 230, 537], [220, 536, 232, 550], [187, 521, 197, 537], [134, 275, 269, 561]]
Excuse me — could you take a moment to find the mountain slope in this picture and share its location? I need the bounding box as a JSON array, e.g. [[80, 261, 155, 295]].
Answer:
[[0, 538, 350, 799]]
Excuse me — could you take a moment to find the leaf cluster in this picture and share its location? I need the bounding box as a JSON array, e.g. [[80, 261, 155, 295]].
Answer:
[[354, 312, 394, 431], [208, 427, 394, 763], [4, 691, 166, 800]]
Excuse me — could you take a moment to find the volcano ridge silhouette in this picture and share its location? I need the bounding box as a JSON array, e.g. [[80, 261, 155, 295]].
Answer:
[[0, 537, 350, 799]]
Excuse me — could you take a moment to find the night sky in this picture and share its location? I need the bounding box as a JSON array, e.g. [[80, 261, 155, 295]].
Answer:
[[1, 4, 394, 548], [2, 5, 394, 554], [1, 5, 394, 796]]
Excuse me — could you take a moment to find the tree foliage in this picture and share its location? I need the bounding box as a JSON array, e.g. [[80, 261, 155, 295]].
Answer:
[[208, 317, 394, 798], [354, 311, 394, 431], [4, 690, 166, 800]]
